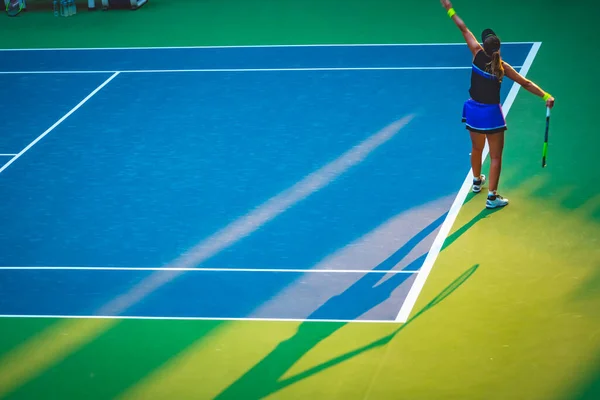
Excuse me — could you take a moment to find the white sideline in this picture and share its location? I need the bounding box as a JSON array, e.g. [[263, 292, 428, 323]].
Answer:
[[394, 42, 542, 322]]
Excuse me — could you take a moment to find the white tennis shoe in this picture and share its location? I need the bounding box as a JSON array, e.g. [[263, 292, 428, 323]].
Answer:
[[472, 174, 486, 193], [486, 192, 509, 209]]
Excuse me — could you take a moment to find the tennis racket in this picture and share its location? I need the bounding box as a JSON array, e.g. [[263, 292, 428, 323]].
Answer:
[[542, 106, 550, 168], [5, 0, 25, 16]]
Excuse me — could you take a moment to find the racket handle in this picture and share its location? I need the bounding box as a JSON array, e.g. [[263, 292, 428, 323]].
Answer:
[[546, 106, 551, 118]]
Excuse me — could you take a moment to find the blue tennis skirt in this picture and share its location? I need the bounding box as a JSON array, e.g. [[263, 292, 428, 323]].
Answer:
[[462, 99, 507, 134]]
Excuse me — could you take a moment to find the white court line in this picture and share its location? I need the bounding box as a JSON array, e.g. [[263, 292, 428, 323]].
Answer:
[[0, 65, 520, 75], [88, 115, 414, 318], [0, 44, 539, 325], [0, 115, 415, 323], [0, 314, 398, 324], [394, 42, 543, 323], [0, 41, 535, 51], [0, 266, 418, 273], [0, 154, 16, 156], [0, 116, 422, 323], [0, 72, 120, 175]]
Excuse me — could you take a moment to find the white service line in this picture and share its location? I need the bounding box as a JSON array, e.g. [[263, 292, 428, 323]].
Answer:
[[394, 42, 543, 323], [0, 154, 16, 156], [0, 65, 509, 75], [0, 72, 120, 175], [89, 115, 415, 317], [0, 70, 117, 75]]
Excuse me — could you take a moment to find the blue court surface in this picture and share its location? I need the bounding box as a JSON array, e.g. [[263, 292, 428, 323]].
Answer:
[[0, 43, 537, 323]]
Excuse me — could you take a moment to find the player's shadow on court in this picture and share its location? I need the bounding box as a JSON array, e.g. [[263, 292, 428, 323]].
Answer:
[[214, 211, 479, 400], [442, 205, 503, 251]]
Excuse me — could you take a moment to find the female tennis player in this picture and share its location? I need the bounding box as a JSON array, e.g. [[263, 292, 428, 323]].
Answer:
[[441, 0, 555, 209]]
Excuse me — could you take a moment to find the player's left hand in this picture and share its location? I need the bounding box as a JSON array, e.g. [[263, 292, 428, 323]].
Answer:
[[440, 0, 453, 10]]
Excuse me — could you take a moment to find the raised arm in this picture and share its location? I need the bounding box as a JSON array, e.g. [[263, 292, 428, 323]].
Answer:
[[440, 0, 483, 57], [503, 62, 555, 108]]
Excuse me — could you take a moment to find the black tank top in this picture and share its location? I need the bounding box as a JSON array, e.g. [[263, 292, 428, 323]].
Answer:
[[469, 50, 501, 104]]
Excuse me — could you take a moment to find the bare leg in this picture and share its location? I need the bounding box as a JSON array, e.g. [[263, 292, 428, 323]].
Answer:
[[469, 131, 486, 179], [486, 131, 505, 193]]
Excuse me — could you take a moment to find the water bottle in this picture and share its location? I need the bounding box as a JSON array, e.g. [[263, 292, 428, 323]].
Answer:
[[53, 0, 59, 16], [66, 0, 72, 16], [71, 0, 77, 15], [60, 0, 67, 16]]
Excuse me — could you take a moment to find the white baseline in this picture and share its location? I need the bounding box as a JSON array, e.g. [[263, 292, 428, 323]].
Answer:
[[0, 266, 418, 274], [0, 41, 535, 51]]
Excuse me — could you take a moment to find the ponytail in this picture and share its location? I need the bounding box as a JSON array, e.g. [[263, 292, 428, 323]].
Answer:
[[487, 51, 504, 82]]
